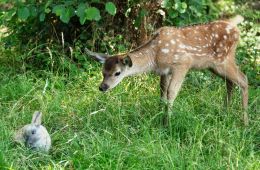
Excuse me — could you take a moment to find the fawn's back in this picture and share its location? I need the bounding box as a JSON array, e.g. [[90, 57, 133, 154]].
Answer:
[[153, 21, 240, 70]]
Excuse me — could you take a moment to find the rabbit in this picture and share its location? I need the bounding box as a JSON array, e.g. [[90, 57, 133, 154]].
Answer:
[[14, 111, 51, 152]]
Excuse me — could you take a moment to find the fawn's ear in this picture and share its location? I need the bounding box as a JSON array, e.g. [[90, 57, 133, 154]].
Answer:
[[85, 48, 110, 64], [121, 55, 132, 67], [31, 111, 42, 126]]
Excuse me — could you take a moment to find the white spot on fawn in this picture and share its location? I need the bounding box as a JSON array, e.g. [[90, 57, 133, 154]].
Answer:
[[223, 35, 227, 39], [179, 44, 186, 49], [226, 25, 232, 34], [161, 48, 169, 54], [170, 40, 176, 44], [225, 48, 229, 52]]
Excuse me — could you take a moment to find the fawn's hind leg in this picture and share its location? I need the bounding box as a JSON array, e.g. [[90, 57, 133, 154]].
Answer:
[[212, 62, 249, 125]]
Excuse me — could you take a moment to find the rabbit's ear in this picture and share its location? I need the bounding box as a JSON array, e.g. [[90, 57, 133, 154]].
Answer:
[[32, 111, 42, 125]]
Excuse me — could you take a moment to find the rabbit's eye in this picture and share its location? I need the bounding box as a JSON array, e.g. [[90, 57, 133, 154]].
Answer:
[[31, 130, 36, 135]]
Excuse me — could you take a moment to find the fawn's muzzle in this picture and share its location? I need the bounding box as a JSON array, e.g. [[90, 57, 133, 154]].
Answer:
[[99, 84, 109, 91]]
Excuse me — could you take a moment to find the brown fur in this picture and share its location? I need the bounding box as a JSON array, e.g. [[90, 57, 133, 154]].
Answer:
[[86, 15, 249, 126]]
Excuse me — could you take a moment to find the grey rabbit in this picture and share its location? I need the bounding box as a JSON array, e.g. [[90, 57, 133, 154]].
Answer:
[[14, 111, 51, 152]]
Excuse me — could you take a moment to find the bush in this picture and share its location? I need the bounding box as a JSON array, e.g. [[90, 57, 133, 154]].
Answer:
[[0, 0, 219, 44]]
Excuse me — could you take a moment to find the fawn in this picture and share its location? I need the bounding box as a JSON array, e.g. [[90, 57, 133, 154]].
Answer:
[[85, 15, 249, 125]]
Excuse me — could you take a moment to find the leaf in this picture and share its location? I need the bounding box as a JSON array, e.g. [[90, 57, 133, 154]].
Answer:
[[181, 2, 187, 9], [60, 7, 74, 24], [85, 7, 101, 21], [168, 9, 178, 18], [18, 7, 30, 21], [105, 2, 117, 16], [189, 6, 202, 17], [30, 6, 37, 17], [45, 8, 51, 14], [161, 0, 169, 8], [52, 5, 65, 16], [39, 13, 45, 22], [140, 9, 148, 17], [45, 0, 53, 9], [60, 11, 70, 23], [76, 3, 87, 17], [53, 5, 74, 24], [76, 3, 88, 24], [175, 2, 186, 14], [5, 9, 16, 21], [134, 9, 148, 27]]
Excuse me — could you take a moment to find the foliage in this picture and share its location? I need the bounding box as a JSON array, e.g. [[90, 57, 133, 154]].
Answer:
[[238, 21, 260, 86], [0, 0, 220, 43], [3, 0, 117, 24], [161, 0, 220, 26]]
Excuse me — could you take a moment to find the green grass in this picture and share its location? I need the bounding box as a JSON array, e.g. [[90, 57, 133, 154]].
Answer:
[[0, 63, 259, 170]]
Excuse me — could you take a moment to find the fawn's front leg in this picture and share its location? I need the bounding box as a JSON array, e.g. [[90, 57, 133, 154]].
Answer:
[[164, 66, 189, 125]]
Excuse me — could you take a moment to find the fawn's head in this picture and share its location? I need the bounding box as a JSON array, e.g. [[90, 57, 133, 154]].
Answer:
[[85, 48, 132, 91]]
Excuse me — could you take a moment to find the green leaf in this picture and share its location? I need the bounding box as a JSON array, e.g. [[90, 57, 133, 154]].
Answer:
[[45, 8, 51, 14], [85, 7, 101, 21], [53, 5, 74, 23], [105, 2, 117, 16], [60, 12, 70, 23], [39, 13, 45, 22], [52, 5, 65, 16], [60, 7, 74, 24], [161, 0, 169, 8], [5, 9, 16, 21], [134, 9, 148, 27], [76, 3, 88, 25], [181, 2, 187, 9], [45, 0, 53, 9], [18, 7, 30, 21], [76, 3, 87, 17], [168, 9, 178, 18], [30, 6, 37, 17], [175, 2, 186, 14]]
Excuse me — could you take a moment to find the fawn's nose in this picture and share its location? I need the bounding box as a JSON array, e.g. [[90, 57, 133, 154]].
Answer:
[[99, 84, 109, 92]]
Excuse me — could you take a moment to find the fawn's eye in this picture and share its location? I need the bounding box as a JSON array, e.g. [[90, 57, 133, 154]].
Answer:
[[115, 72, 121, 76], [31, 130, 36, 135]]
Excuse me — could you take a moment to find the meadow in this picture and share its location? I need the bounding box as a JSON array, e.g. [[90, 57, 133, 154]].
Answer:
[[0, 59, 259, 169]]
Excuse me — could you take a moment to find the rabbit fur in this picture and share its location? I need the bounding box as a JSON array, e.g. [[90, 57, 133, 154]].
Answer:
[[14, 111, 51, 152]]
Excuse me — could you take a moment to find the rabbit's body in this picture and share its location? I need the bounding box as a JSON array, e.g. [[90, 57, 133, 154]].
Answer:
[[14, 111, 51, 152]]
